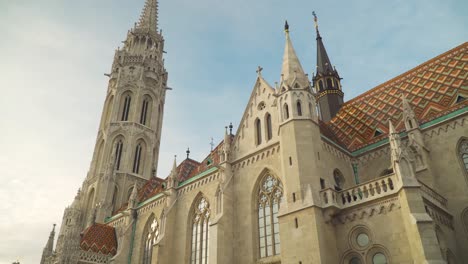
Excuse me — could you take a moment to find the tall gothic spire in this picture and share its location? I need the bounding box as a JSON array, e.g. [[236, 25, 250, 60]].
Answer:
[[312, 12, 344, 122], [136, 0, 159, 32], [280, 21, 308, 88], [313, 12, 334, 75], [40, 224, 56, 264]]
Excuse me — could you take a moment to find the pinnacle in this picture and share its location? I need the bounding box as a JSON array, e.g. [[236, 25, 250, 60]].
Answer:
[[136, 0, 159, 32]]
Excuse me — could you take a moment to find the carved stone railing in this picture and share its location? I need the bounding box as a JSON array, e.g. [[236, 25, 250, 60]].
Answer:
[[419, 181, 448, 208], [321, 174, 398, 210]]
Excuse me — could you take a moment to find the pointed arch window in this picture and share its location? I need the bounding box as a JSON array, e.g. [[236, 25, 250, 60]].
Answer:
[[114, 140, 123, 170], [255, 118, 262, 145], [191, 197, 210, 264], [327, 78, 333, 88], [284, 104, 290, 120], [143, 217, 160, 264], [265, 113, 272, 141], [121, 95, 132, 121], [133, 143, 143, 174], [297, 100, 303, 116], [258, 174, 283, 258], [140, 98, 151, 126]]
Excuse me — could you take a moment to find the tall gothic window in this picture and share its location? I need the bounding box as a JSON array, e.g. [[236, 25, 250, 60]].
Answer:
[[258, 174, 283, 258], [140, 98, 150, 126], [114, 140, 123, 170], [191, 197, 210, 264], [255, 118, 262, 145], [459, 139, 468, 172], [133, 143, 143, 174], [297, 100, 303, 116], [265, 113, 272, 141], [143, 218, 160, 264], [121, 95, 132, 121]]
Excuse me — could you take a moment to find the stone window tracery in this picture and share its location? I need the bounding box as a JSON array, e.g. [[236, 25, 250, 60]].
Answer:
[[191, 197, 210, 264], [140, 97, 151, 126], [143, 217, 160, 264], [114, 140, 124, 170], [132, 143, 144, 174], [258, 174, 283, 258]]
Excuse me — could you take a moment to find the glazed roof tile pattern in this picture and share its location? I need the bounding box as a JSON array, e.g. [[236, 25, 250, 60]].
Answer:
[[80, 223, 118, 255], [323, 42, 468, 152]]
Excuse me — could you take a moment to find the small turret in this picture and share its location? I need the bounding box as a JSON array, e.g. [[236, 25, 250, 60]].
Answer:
[[388, 120, 402, 163], [402, 95, 419, 131], [166, 155, 179, 189]]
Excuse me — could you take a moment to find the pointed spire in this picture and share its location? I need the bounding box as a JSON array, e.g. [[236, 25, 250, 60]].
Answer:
[[135, 0, 159, 32], [46, 224, 56, 251], [401, 94, 419, 130], [281, 21, 308, 88], [313, 12, 334, 75], [388, 120, 402, 162]]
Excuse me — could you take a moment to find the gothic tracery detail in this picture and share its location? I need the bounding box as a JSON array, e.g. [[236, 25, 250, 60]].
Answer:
[[258, 174, 283, 258], [191, 197, 210, 264]]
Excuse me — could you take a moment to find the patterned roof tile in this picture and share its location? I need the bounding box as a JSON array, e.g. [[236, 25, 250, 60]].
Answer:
[[80, 223, 117, 255], [322, 42, 468, 152]]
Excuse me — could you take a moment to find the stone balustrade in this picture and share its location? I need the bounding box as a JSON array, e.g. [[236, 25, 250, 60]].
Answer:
[[419, 181, 447, 208], [321, 174, 398, 210]]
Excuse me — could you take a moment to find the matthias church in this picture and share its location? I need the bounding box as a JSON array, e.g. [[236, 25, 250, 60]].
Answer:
[[40, 0, 468, 263]]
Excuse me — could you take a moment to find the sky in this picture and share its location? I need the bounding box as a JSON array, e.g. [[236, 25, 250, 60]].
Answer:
[[0, 0, 466, 263]]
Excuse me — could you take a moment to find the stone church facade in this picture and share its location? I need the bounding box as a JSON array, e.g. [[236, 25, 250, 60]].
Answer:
[[40, 0, 468, 263]]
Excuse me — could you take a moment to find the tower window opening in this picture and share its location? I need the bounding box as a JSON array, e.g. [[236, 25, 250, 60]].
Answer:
[[121, 95, 131, 121], [284, 104, 290, 119], [115, 140, 124, 170], [140, 99, 150, 125], [297, 101, 303, 116], [318, 80, 324, 91], [327, 78, 333, 88], [295, 218, 298, 228], [132, 143, 143, 174]]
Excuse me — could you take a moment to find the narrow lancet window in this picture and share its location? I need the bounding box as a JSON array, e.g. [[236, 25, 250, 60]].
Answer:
[[297, 101, 302, 116], [255, 118, 262, 145], [258, 174, 283, 258], [284, 104, 289, 120], [121, 95, 132, 121], [191, 197, 210, 264], [266, 113, 272, 141], [133, 143, 143, 174], [115, 140, 123, 170], [140, 99, 150, 125]]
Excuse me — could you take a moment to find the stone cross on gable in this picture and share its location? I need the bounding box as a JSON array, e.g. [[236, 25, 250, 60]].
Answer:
[[256, 66, 263, 76]]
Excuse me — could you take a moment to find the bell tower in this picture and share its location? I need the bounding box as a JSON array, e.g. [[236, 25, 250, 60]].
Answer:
[[311, 12, 344, 122], [81, 0, 168, 224]]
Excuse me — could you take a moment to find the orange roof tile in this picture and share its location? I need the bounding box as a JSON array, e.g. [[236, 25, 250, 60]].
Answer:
[[322, 42, 468, 152]]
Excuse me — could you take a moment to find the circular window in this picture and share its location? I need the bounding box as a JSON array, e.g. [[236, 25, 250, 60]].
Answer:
[[357, 233, 370, 247], [372, 253, 388, 264], [349, 257, 362, 264], [349, 226, 372, 250], [258, 102, 266, 110]]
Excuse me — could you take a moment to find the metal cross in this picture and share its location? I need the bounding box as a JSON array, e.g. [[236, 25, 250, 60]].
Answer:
[[256, 66, 263, 76]]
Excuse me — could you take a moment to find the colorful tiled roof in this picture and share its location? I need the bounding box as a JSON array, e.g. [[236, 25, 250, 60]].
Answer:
[[80, 223, 117, 255], [323, 42, 468, 152]]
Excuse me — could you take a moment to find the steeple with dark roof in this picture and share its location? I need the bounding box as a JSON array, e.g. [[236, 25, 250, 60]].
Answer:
[[312, 12, 344, 122]]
